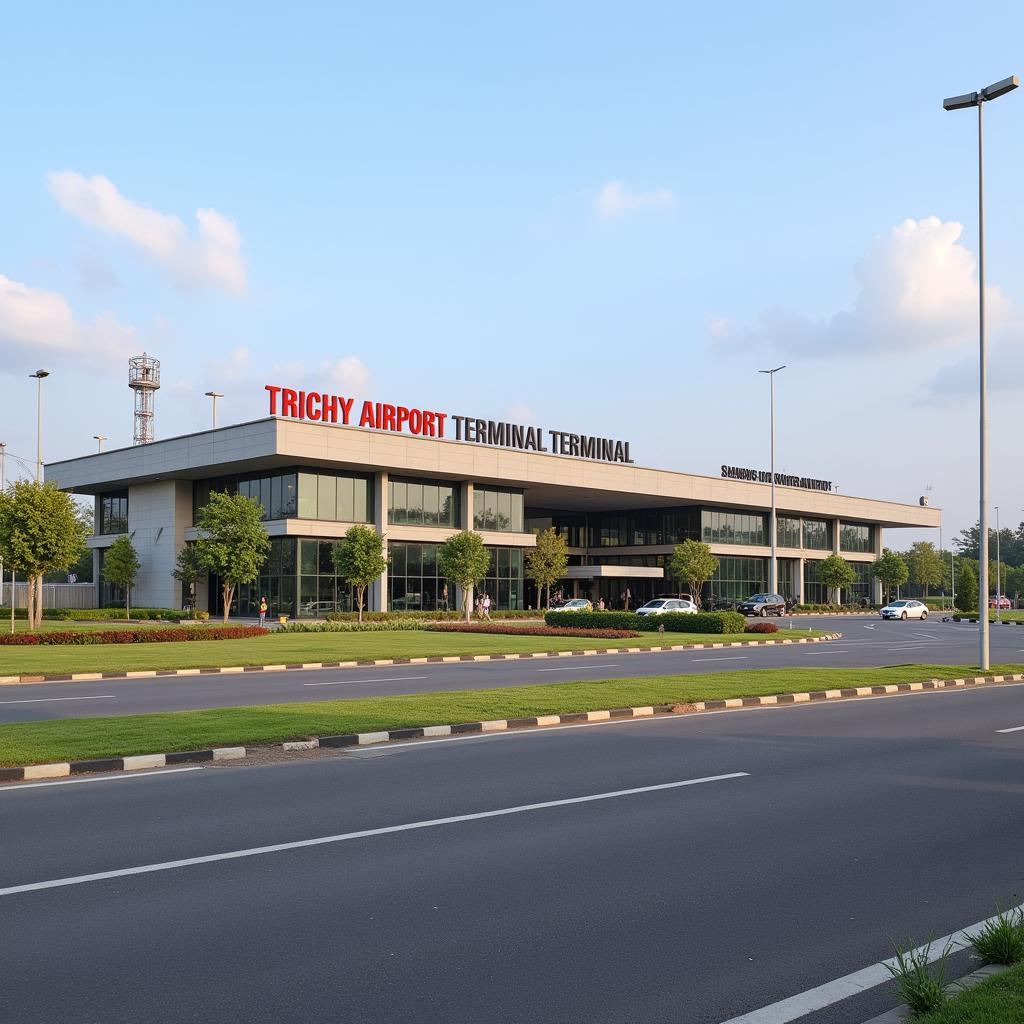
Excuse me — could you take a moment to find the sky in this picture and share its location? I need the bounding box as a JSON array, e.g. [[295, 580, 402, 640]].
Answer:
[[2, 2, 1023, 547]]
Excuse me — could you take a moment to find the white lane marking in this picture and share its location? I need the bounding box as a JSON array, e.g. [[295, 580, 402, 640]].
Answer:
[[996, 725, 1024, 733], [0, 773, 749, 897], [912, 632, 940, 640], [691, 657, 748, 663], [714, 900, 1024, 1024], [0, 695, 116, 706], [0, 767, 203, 793], [538, 664, 619, 672], [862, 624, 876, 630], [303, 676, 429, 687]]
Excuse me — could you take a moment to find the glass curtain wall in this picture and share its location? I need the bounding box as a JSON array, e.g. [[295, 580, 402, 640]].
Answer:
[[388, 542, 454, 612], [98, 492, 129, 534], [474, 488, 524, 532], [840, 522, 873, 553], [776, 516, 802, 548], [707, 556, 769, 602], [701, 510, 767, 546], [195, 469, 371, 523], [389, 479, 459, 527], [479, 546, 524, 610], [802, 519, 832, 550]]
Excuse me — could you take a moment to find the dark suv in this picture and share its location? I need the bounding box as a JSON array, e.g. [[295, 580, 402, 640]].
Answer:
[[737, 593, 787, 617]]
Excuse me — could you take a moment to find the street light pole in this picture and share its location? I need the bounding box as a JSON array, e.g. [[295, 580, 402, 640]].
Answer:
[[943, 74, 1019, 671], [29, 370, 50, 482], [758, 365, 786, 595], [93, 435, 107, 453], [205, 391, 224, 429]]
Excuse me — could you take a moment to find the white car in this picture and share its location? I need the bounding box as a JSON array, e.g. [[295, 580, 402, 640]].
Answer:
[[880, 600, 928, 621], [636, 598, 698, 616], [555, 598, 592, 612]]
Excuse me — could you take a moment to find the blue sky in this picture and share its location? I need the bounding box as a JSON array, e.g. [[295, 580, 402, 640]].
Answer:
[[2, 2, 1023, 545]]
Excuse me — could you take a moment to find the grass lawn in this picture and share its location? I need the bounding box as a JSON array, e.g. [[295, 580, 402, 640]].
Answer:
[[916, 961, 1024, 1023], [0, 662, 1020, 766], [0, 628, 824, 676], [4, 620, 186, 635]]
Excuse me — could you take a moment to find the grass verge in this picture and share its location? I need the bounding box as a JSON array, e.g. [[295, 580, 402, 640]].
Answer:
[[0, 628, 824, 676], [915, 960, 1024, 1023], [0, 662, 1020, 767]]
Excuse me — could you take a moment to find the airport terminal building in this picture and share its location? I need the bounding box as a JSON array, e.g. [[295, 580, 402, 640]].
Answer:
[[47, 385, 940, 616]]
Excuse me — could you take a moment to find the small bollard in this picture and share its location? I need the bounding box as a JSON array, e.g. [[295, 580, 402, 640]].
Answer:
[[658, 623, 665, 635]]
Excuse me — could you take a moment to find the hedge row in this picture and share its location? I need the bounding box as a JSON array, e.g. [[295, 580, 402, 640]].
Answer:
[[544, 610, 747, 634], [791, 604, 879, 613], [423, 624, 640, 639], [744, 621, 780, 633], [0, 607, 190, 622], [278, 620, 428, 633], [323, 610, 539, 622], [0, 626, 268, 646]]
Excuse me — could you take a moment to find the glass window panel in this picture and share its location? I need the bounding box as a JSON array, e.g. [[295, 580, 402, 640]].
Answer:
[[297, 473, 318, 518], [337, 476, 353, 522], [422, 543, 436, 575], [423, 485, 439, 526], [318, 475, 337, 521], [497, 491, 511, 531], [270, 476, 282, 519], [390, 543, 406, 576], [407, 483, 423, 524], [353, 476, 370, 521], [281, 474, 298, 517], [406, 543, 422, 576], [473, 489, 484, 530], [392, 481, 407, 525], [280, 537, 296, 575], [299, 539, 317, 575], [497, 547, 510, 575], [511, 493, 524, 532], [319, 539, 335, 574]]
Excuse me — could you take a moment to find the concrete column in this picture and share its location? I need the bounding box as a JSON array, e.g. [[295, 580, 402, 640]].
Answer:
[[454, 481, 474, 615], [796, 556, 805, 605], [92, 548, 102, 607], [871, 526, 883, 604], [370, 471, 388, 612], [832, 518, 841, 554]]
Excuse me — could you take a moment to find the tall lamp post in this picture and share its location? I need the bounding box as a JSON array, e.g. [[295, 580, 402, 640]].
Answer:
[[205, 391, 224, 429], [758, 365, 786, 595], [29, 370, 50, 482], [93, 434, 107, 453], [943, 74, 1019, 671]]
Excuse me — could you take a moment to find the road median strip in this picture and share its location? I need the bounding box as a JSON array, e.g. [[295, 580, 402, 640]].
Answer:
[[1, 667, 1021, 783], [0, 632, 839, 684]]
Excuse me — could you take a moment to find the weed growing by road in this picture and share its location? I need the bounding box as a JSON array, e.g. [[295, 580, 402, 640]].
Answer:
[[968, 907, 1024, 965], [886, 940, 952, 1015]]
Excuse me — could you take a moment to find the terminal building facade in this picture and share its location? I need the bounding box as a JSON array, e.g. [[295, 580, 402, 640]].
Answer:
[[48, 398, 940, 616]]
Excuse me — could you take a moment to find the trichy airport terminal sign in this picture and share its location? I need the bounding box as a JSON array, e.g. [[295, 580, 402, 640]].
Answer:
[[265, 384, 634, 464]]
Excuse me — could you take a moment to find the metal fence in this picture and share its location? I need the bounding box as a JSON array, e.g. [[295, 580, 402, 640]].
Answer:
[[0, 582, 97, 609]]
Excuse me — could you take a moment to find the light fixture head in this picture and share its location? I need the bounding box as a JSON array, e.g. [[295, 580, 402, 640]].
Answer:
[[30, 369, 50, 379]]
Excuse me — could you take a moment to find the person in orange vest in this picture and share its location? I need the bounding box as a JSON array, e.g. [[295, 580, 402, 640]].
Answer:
[[259, 595, 268, 627]]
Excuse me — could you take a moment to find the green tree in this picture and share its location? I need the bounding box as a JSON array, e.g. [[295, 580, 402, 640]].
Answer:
[[438, 531, 492, 622], [905, 541, 943, 597], [172, 543, 206, 611], [525, 528, 568, 609], [101, 535, 140, 619], [818, 553, 857, 605], [871, 548, 909, 605], [332, 525, 387, 623], [1005, 565, 1024, 607], [0, 481, 86, 630], [668, 540, 719, 609], [194, 491, 271, 622], [955, 560, 978, 612]]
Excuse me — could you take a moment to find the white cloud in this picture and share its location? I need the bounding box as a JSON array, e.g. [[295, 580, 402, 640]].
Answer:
[[321, 356, 371, 393], [0, 273, 135, 367], [47, 171, 246, 295], [594, 180, 676, 219], [712, 217, 1016, 356], [503, 403, 538, 423]]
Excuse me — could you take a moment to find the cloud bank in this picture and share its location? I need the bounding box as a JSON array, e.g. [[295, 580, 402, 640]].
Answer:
[[594, 180, 676, 219], [712, 217, 1014, 356], [47, 171, 246, 295]]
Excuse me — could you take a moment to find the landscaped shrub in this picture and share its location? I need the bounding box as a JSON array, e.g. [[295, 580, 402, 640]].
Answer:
[[0, 607, 190, 622], [791, 603, 878, 613], [744, 621, 780, 633], [543, 610, 746, 634], [277, 620, 428, 633], [423, 623, 640, 638], [323, 609, 539, 622], [0, 626, 267, 646]]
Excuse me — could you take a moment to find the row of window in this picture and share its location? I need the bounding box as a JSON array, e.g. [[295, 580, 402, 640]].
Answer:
[[194, 471, 372, 524], [388, 479, 459, 528], [473, 488, 525, 533]]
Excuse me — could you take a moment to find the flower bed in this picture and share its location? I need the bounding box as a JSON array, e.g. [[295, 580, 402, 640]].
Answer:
[[424, 623, 641, 639], [0, 626, 269, 646], [744, 621, 780, 633]]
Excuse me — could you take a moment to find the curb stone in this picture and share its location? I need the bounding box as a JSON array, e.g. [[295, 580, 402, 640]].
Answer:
[[4, 671, 1019, 785], [0, 632, 842, 685]]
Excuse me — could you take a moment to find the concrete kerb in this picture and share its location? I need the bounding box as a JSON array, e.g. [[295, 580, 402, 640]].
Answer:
[[0, 632, 843, 685], [4, 671, 1021, 784]]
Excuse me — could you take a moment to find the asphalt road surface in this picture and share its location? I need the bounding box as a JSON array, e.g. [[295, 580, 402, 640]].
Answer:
[[0, 616, 1021, 722], [1, 681, 1023, 1023]]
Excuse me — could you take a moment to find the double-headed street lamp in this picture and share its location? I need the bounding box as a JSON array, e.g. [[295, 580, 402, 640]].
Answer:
[[759, 365, 786, 595], [943, 74, 1019, 671]]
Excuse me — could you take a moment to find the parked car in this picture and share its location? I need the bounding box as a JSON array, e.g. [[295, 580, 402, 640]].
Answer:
[[553, 598, 592, 612], [880, 599, 928, 620], [636, 598, 698, 616], [990, 596, 1012, 609], [737, 593, 787, 617]]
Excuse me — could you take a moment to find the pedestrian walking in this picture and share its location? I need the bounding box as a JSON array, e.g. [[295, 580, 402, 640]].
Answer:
[[258, 595, 268, 627], [483, 593, 492, 620], [598, 597, 606, 611]]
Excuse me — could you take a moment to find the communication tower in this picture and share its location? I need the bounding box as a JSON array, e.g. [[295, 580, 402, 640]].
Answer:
[[129, 354, 161, 445]]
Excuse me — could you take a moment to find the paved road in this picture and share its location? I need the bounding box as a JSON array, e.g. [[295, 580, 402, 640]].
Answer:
[[0, 616, 1021, 722], [1, 682, 1023, 1023]]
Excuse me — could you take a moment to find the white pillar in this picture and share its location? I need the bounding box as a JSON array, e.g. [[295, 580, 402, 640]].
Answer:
[[370, 471, 388, 612], [454, 481, 474, 614]]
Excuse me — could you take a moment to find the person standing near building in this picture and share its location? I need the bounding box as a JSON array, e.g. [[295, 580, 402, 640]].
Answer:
[[259, 595, 268, 627], [482, 592, 492, 620]]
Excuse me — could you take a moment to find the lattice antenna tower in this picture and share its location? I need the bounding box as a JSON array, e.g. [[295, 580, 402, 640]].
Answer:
[[129, 354, 161, 445]]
